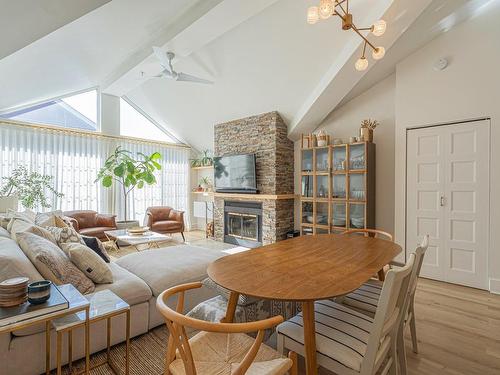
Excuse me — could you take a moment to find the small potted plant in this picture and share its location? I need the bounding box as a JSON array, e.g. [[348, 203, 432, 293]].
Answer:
[[199, 177, 212, 192], [360, 119, 379, 142]]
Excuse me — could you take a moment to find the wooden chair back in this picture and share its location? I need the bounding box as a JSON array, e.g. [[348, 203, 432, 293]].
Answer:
[[342, 228, 393, 241], [361, 253, 415, 374], [409, 235, 429, 298], [156, 282, 285, 375]]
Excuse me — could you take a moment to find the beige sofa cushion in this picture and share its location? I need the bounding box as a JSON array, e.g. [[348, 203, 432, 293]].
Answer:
[[94, 263, 152, 305], [34, 210, 63, 227], [0, 236, 43, 282], [0, 227, 10, 238], [61, 243, 113, 284], [115, 245, 227, 297], [16, 232, 95, 294]]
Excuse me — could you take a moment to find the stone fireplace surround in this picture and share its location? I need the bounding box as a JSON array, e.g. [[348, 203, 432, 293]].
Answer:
[[213, 111, 295, 245]]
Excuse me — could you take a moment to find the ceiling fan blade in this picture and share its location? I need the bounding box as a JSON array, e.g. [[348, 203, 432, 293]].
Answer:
[[152, 46, 172, 73], [176, 72, 214, 85]]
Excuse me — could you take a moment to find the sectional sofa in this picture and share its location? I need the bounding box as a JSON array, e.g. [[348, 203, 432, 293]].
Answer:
[[0, 227, 225, 375]]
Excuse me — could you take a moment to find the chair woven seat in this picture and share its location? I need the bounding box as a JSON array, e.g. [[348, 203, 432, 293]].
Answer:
[[169, 331, 292, 375]]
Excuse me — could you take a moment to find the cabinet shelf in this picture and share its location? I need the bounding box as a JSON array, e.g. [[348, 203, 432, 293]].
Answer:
[[299, 141, 375, 233]]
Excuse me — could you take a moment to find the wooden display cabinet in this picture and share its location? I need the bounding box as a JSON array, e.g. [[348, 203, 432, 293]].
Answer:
[[300, 141, 375, 235]]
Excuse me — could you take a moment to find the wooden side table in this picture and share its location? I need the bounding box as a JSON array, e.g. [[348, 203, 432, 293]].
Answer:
[[52, 289, 130, 375], [0, 284, 90, 375]]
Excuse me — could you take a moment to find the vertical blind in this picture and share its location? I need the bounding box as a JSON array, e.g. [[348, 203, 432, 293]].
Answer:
[[0, 121, 190, 227]]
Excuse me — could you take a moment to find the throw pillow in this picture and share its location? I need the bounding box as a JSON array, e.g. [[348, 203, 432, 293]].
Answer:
[[46, 226, 85, 248], [16, 232, 95, 294], [202, 277, 259, 306], [9, 219, 34, 242], [54, 216, 70, 228], [81, 235, 111, 263], [34, 210, 63, 227], [11, 222, 57, 244], [61, 243, 113, 284]]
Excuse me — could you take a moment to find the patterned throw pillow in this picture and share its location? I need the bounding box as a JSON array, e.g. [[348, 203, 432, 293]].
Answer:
[[16, 232, 95, 294], [61, 243, 113, 284], [46, 226, 85, 248], [54, 216, 70, 228]]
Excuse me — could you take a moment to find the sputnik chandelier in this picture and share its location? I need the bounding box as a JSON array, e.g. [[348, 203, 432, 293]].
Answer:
[[307, 0, 387, 71]]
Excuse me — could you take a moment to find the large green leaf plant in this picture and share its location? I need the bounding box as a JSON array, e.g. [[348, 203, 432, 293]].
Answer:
[[95, 146, 162, 221]]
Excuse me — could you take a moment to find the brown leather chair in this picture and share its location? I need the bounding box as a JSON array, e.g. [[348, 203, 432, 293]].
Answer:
[[63, 210, 117, 241], [144, 206, 185, 241]]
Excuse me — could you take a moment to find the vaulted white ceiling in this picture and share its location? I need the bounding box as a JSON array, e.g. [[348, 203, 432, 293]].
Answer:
[[0, 0, 481, 151]]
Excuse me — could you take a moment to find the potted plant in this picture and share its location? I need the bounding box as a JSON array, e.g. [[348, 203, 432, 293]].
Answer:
[[95, 146, 162, 228], [190, 150, 213, 167], [0, 166, 63, 211], [199, 177, 212, 192], [360, 119, 379, 142]]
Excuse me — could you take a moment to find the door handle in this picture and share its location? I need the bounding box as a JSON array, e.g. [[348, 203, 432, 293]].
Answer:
[[440, 196, 445, 207]]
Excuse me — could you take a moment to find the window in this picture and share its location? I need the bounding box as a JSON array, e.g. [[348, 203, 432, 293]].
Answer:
[[120, 98, 177, 143], [0, 89, 98, 131]]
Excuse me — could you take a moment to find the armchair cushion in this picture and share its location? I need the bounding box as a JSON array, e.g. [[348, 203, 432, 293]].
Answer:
[[151, 220, 182, 233]]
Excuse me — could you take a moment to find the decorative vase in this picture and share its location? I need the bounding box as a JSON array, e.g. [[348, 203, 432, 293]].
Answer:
[[360, 128, 373, 142]]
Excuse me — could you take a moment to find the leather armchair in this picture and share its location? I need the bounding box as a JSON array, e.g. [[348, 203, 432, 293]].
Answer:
[[144, 206, 185, 241], [63, 210, 117, 241]]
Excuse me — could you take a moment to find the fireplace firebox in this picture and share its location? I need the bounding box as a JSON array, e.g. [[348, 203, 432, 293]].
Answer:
[[224, 201, 262, 248]]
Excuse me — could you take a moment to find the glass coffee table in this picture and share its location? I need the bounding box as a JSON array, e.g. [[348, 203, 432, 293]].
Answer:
[[104, 229, 170, 252]]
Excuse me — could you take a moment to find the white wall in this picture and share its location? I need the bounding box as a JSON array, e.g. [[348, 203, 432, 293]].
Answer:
[[394, 3, 500, 292], [100, 93, 120, 136], [294, 74, 396, 233]]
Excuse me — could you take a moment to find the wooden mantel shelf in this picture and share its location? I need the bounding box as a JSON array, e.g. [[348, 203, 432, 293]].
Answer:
[[214, 192, 296, 200]]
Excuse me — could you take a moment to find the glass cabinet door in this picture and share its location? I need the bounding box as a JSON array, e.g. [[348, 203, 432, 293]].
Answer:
[[301, 150, 313, 172], [332, 202, 347, 228], [349, 203, 365, 229], [333, 146, 347, 172], [349, 174, 365, 201], [332, 174, 346, 199], [301, 175, 313, 197], [315, 148, 329, 172], [302, 202, 314, 224], [315, 175, 329, 199], [349, 143, 366, 170], [315, 202, 329, 226]]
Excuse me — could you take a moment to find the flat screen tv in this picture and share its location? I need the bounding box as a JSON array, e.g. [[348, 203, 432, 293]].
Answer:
[[214, 154, 257, 193]]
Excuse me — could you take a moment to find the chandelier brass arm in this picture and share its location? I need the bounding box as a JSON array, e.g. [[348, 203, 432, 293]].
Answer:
[[307, 0, 387, 71]]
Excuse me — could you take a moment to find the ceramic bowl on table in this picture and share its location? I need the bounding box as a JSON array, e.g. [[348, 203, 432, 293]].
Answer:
[[28, 280, 52, 305], [127, 226, 150, 236]]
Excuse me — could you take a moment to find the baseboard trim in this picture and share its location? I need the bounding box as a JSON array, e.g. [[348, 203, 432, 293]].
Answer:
[[489, 278, 500, 294]]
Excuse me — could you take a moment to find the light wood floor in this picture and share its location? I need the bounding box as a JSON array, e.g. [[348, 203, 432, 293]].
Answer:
[[404, 278, 500, 375]]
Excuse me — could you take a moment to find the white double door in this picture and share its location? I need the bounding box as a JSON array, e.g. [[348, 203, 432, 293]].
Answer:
[[407, 120, 490, 289]]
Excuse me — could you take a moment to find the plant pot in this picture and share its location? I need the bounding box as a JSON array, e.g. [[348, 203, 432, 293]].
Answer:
[[360, 128, 373, 142], [116, 220, 140, 230], [0, 196, 18, 212]]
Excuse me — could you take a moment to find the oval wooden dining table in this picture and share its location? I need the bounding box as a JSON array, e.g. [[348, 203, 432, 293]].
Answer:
[[207, 233, 402, 375]]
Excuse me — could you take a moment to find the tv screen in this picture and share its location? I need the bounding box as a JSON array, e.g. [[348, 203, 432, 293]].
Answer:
[[214, 154, 257, 193]]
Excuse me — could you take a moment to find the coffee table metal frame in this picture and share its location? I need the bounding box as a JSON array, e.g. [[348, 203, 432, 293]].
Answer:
[[104, 229, 170, 252]]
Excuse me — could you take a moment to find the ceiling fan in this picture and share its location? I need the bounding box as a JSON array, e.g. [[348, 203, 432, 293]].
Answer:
[[151, 46, 213, 85]]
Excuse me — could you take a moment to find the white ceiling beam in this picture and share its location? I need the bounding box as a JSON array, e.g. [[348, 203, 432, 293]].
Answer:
[[104, 0, 280, 96], [288, 0, 433, 140]]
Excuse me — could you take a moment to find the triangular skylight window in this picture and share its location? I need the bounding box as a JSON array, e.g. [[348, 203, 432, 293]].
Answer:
[[120, 97, 177, 143], [0, 89, 98, 131]]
